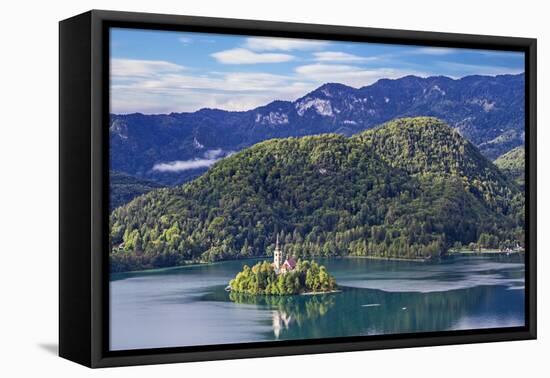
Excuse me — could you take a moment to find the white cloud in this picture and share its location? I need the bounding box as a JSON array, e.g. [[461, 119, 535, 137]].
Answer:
[[479, 50, 525, 58], [111, 84, 312, 114], [412, 47, 460, 55], [244, 37, 328, 51], [436, 62, 525, 77], [222, 72, 292, 90], [211, 48, 294, 64], [152, 149, 236, 172], [295, 63, 426, 88], [179, 36, 192, 44], [111, 59, 431, 113], [203, 149, 224, 159], [296, 63, 359, 75], [313, 51, 376, 62], [110, 66, 314, 113], [411, 47, 522, 58], [152, 158, 218, 172], [120, 71, 292, 92], [110, 53, 436, 113], [111, 58, 185, 78]]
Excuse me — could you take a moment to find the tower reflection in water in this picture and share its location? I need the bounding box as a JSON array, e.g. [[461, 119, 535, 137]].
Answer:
[[228, 290, 337, 339], [272, 310, 293, 339]]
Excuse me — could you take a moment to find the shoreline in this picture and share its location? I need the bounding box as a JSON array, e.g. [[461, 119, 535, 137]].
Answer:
[[111, 251, 522, 277], [110, 262, 214, 278], [447, 249, 525, 255], [345, 255, 431, 263], [110, 256, 269, 277], [226, 288, 342, 296], [300, 289, 342, 296]]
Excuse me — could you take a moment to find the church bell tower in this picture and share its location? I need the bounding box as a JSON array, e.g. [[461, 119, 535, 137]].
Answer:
[[273, 235, 282, 269]]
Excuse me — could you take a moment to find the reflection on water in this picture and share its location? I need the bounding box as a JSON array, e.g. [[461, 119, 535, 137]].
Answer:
[[110, 256, 525, 350], [201, 288, 335, 339], [224, 291, 336, 339], [272, 311, 291, 339], [202, 281, 523, 341]]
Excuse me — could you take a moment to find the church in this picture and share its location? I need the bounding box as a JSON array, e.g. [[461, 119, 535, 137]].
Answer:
[[272, 235, 297, 274]]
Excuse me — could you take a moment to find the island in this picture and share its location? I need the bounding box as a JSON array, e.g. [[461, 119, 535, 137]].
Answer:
[[228, 236, 337, 295]]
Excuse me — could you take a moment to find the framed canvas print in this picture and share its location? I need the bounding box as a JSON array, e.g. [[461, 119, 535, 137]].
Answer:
[[59, 10, 536, 368]]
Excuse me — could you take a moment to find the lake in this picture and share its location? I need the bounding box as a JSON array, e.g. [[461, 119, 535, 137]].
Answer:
[[110, 255, 525, 351]]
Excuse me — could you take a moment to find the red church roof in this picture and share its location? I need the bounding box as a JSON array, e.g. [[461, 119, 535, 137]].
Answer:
[[284, 257, 297, 269]]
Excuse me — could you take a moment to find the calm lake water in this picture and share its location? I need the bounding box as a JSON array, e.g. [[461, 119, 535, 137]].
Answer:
[[110, 256, 525, 351]]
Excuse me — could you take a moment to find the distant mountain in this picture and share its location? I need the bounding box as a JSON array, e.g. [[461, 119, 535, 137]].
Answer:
[[110, 73, 525, 185], [110, 171, 162, 210], [494, 146, 525, 188], [109, 117, 524, 272]]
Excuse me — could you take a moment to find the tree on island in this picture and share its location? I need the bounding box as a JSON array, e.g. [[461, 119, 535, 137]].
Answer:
[[229, 259, 337, 296]]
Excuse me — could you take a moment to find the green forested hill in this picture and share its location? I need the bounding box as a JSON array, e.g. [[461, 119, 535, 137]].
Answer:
[[494, 146, 525, 188], [110, 171, 162, 210], [109, 117, 524, 272]]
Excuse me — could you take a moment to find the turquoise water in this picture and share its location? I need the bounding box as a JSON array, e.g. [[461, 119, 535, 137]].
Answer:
[[110, 256, 525, 351]]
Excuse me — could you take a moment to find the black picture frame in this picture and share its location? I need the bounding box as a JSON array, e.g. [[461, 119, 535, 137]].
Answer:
[[59, 9, 537, 368]]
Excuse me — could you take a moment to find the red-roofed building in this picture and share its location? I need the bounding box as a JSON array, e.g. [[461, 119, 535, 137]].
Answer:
[[280, 257, 297, 274], [272, 235, 297, 274]]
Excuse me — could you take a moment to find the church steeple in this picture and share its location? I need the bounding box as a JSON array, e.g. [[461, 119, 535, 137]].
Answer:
[[273, 234, 282, 269]]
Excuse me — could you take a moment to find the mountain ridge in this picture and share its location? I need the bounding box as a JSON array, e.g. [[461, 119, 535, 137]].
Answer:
[[110, 73, 525, 185], [115, 73, 520, 117]]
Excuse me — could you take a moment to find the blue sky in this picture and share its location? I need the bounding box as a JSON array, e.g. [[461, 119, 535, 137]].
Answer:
[[110, 27, 524, 114]]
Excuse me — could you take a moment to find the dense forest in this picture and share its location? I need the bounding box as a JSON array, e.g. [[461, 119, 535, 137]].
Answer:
[[110, 171, 162, 210], [109, 117, 524, 272], [494, 146, 525, 189], [229, 260, 337, 295]]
